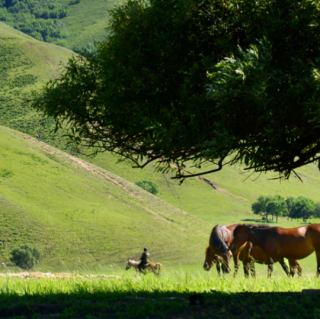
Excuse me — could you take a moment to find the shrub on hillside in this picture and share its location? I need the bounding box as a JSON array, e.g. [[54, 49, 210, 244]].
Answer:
[[135, 180, 159, 195], [10, 244, 42, 270]]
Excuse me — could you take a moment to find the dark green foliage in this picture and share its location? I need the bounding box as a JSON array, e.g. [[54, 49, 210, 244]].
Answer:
[[10, 244, 42, 270], [8, 74, 37, 89], [266, 196, 288, 223], [69, 0, 80, 5], [31, 0, 320, 180], [0, 169, 14, 178], [135, 180, 159, 195], [251, 196, 273, 221], [252, 195, 316, 222], [0, 0, 70, 42], [288, 197, 315, 222], [314, 202, 320, 218], [73, 41, 98, 56]]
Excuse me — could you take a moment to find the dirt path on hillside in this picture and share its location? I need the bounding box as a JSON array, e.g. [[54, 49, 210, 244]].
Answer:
[[16, 133, 209, 236], [66, 155, 208, 236]]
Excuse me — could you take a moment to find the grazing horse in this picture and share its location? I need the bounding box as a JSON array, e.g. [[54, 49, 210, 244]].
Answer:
[[230, 224, 320, 277], [125, 259, 162, 274], [146, 262, 162, 275], [203, 224, 301, 277], [126, 259, 140, 272]]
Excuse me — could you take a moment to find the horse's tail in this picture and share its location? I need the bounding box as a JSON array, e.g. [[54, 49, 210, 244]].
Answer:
[[210, 225, 229, 254]]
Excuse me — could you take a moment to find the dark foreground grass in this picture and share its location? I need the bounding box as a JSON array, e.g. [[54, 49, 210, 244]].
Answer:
[[2, 289, 320, 318], [1, 273, 320, 318]]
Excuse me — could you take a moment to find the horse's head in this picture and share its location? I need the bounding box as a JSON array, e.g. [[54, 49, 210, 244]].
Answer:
[[126, 259, 132, 270], [203, 246, 232, 273], [230, 224, 249, 252], [220, 248, 232, 274], [203, 246, 215, 271]]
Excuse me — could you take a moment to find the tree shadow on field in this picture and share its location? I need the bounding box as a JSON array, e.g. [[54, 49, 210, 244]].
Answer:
[[1, 288, 320, 319], [241, 218, 313, 225], [241, 218, 271, 224]]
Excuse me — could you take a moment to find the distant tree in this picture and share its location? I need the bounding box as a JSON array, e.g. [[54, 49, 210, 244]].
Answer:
[[266, 196, 287, 223], [10, 244, 42, 270], [285, 197, 295, 221], [135, 180, 159, 195], [289, 197, 315, 223], [314, 202, 320, 219], [251, 196, 272, 221]]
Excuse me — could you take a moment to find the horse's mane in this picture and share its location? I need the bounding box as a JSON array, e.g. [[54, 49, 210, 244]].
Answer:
[[210, 225, 230, 254]]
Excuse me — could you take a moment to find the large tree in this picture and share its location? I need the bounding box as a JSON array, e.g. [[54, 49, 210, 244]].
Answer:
[[31, 0, 320, 179]]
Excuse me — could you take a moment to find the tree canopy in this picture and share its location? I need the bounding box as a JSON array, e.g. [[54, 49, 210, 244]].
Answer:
[[31, 0, 320, 179], [252, 195, 317, 223]]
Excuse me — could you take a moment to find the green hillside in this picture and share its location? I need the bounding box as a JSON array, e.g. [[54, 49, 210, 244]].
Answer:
[[86, 152, 320, 225], [0, 21, 74, 145], [0, 0, 119, 50], [0, 125, 209, 271]]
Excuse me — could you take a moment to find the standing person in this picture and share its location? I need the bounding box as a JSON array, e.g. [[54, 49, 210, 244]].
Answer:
[[138, 247, 150, 273]]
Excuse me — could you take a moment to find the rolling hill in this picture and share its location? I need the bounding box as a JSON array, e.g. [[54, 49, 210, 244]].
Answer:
[[0, 21, 74, 147], [86, 152, 320, 226], [0, 125, 209, 271], [0, 0, 119, 50]]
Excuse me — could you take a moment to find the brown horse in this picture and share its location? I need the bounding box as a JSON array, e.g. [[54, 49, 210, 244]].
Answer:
[[204, 224, 301, 277], [230, 224, 320, 277], [147, 262, 162, 275], [126, 259, 162, 275]]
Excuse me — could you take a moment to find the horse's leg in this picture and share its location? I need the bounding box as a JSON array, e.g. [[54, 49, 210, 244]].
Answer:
[[216, 260, 221, 276], [240, 245, 251, 278], [233, 263, 239, 278], [316, 250, 320, 277], [288, 260, 302, 277], [233, 255, 240, 278], [249, 258, 256, 278], [242, 261, 250, 278], [268, 258, 274, 278], [232, 252, 242, 278], [279, 259, 290, 276]]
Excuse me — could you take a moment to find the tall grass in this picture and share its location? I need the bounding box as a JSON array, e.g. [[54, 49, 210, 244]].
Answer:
[[0, 272, 319, 297]]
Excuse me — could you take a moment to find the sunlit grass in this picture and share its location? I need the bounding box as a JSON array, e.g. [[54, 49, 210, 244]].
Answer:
[[0, 271, 319, 297]]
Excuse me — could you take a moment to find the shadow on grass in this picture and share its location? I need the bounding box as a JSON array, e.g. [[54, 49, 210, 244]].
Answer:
[[1, 289, 320, 319], [241, 218, 271, 224], [241, 218, 313, 226]]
